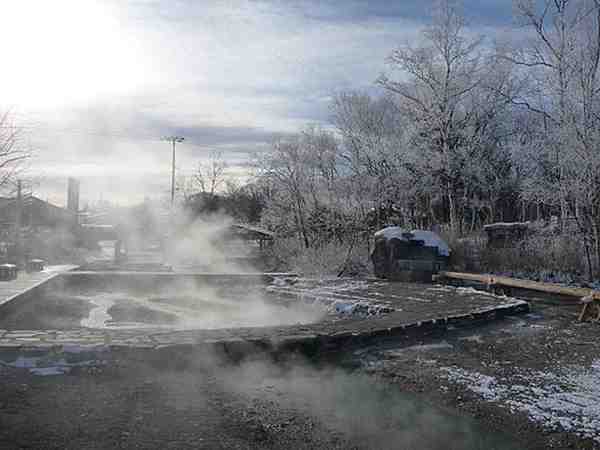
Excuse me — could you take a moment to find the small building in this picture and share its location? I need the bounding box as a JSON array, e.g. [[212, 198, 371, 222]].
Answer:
[[0, 195, 77, 231], [483, 222, 530, 248], [0, 195, 78, 264], [227, 224, 274, 249]]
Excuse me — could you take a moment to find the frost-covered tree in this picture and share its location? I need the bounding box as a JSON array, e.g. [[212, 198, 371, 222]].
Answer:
[[257, 126, 342, 248], [510, 0, 600, 277], [377, 0, 514, 232]]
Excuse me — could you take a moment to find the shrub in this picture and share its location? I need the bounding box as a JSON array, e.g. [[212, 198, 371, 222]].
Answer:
[[264, 238, 371, 278], [479, 233, 588, 281]]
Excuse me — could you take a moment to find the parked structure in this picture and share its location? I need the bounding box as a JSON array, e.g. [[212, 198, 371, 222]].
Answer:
[[371, 227, 449, 282]]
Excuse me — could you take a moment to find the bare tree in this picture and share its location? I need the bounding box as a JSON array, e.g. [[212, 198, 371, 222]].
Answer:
[[0, 110, 31, 189], [257, 127, 342, 249], [331, 92, 409, 228], [191, 150, 228, 197]]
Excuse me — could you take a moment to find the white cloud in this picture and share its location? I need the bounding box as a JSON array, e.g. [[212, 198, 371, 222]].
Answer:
[[2, 0, 507, 204]]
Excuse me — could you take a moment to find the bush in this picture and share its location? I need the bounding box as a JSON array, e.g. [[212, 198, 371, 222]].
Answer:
[[264, 238, 371, 277], [442, 231, 487, 272], [479, 233, 588, 281]]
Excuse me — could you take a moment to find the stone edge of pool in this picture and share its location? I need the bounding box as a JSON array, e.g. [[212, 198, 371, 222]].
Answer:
[[0, 296, 530, 359]]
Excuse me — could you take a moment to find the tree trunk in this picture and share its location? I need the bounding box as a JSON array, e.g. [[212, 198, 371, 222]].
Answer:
[[448, 183, 457, 235], [584, 235, 594, 282], [594, 220, 600, 277], [294, 195, 310, 249]]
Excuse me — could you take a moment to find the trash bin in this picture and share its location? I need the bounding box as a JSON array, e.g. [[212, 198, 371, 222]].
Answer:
[[0, 263, 18, 281], [26, 259, 45, 272]]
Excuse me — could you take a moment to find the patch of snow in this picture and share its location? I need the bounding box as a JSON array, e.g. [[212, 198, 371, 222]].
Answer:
[[483, 221, 530, 229], [409, 230, 450, 256], [440, 361, 600, 443], [10, 356, 40, 369], [62, 344, 110, 354], [334, 302, 357, 314], [374, 227, 409, 241], [427, 285, 525, 305], [459, 335, 484, 344], [30, 366, 70, 376], [267, 279, 394, 317], [391, 341, 454, 353], [441, 366, 504, 401], [1, 351, 107, 377]]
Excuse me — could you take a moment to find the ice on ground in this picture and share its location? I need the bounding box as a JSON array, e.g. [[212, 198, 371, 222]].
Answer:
[[440, 361, 600, 443]]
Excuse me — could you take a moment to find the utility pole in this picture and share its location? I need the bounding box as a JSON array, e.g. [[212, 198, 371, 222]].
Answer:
[[160, 136, 184, 267], [161, 136, 184, 206], [15, 179, 23, 268]]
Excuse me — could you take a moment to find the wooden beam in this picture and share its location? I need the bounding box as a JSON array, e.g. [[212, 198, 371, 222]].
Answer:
[[438, 271, 600, 301]]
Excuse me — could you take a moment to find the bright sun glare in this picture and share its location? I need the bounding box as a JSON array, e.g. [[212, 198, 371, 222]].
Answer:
[[0, 0, 146, 110]]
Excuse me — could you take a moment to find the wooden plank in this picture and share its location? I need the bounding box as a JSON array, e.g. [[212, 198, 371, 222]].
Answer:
[[438, 271, 600, 300]]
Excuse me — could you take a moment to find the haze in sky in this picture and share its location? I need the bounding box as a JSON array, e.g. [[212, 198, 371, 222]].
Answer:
[[1, 0, 511, 205]]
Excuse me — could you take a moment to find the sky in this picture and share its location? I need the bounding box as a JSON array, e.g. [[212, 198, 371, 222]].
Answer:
[[0, 0, 512, 206]]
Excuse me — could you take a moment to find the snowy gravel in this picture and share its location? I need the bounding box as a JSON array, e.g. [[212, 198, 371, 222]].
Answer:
[[440, 361, 600, 443]]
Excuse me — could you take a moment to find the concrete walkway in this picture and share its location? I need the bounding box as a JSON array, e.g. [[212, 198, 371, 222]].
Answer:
[[0, 265, 78, 309]]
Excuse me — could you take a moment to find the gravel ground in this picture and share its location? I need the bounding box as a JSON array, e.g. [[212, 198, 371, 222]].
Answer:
[[1, 278, 596, 448], [0, 352, 524, 450], [346, 292, 600, 449]]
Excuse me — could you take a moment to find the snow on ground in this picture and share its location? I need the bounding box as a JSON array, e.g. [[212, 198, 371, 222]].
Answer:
[[440, 361, 600, 443], [267, 278, 395, 317], [0, 346, 108, 376]]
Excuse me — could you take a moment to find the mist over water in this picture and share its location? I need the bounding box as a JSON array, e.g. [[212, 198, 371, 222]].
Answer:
[[164, 214, 251, 273], [74, 285, 326, 330], [65, 211, 324, 330], [156, 353, 522, 450]]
